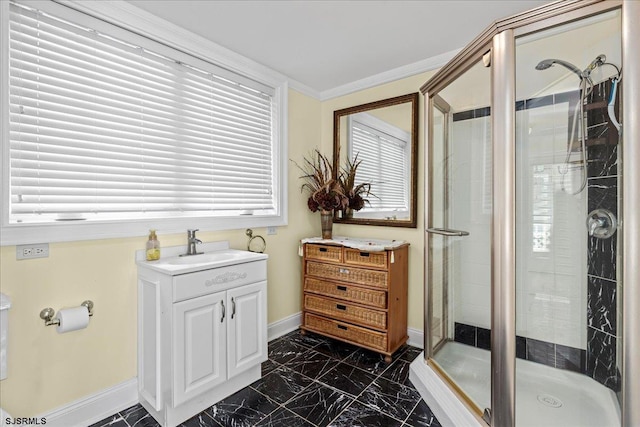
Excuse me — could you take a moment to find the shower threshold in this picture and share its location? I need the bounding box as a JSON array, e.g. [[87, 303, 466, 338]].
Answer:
[[410, 342, 620, 427]]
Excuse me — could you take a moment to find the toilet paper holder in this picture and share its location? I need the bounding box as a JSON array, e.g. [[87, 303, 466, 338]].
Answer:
[[39, 300, 94, 327]]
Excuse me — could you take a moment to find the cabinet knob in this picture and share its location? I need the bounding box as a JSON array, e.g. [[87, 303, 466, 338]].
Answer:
[[221, 300, 226, 323]]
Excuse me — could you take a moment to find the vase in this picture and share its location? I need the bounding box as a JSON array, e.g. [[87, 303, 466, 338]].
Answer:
[[343, 207, 353, 219], [320, 210, 333, 239]]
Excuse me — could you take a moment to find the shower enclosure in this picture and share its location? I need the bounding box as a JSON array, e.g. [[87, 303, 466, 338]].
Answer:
[[410, 1, 639, 426]]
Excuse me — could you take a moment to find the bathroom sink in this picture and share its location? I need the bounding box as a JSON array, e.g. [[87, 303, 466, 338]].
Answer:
[[166, 252, 246, 265], [138, 248, 268, 275]]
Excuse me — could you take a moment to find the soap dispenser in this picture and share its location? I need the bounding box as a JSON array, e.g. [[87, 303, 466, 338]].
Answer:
[[146, 229, 160, 261]]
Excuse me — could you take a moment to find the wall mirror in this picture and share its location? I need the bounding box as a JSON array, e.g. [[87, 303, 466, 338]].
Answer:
[[333, 93, 419, 227]]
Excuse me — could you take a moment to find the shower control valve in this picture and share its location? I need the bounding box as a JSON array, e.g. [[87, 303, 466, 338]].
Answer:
[[587, 209, 617, 239]]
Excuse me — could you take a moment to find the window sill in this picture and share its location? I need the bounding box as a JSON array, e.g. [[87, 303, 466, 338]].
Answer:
[[0, 214, 287, 246]]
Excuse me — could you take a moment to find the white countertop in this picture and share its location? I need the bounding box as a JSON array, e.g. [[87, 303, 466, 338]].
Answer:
[[136, 241, 268, 275], [301, 236, 408, 252]]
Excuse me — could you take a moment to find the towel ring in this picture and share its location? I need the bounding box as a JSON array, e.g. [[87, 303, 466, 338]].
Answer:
[[245, 229, 266, 253]]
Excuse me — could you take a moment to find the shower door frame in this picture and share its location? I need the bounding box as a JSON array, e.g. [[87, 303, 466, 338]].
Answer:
[[422, 1, 640, 426], [427, 94, 451, 356]]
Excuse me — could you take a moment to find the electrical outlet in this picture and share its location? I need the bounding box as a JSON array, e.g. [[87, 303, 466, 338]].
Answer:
[[16, 243, 49, 260], [267, 226, 277, 235]]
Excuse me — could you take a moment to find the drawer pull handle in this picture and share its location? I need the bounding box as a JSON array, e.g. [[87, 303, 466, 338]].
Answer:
[[231, 297, 236, 319], [339, 268, 350, 274], [319, 247, 328, 252], [221, 300, 226, 323], [337, 324, 348, 331], [337, 285, 347, 291], [336, 304, 347, 311], [360, 252, 370, 257]]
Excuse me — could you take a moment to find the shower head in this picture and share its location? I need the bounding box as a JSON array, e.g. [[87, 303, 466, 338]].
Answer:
[[534, 59, 554, 70], [535, 55, 607, 82], [535, 58, 583, 78]]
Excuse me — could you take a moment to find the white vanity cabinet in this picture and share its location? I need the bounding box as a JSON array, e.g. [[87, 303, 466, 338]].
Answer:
[[172, 290, 227, 407], [136, 244, 268, 427]]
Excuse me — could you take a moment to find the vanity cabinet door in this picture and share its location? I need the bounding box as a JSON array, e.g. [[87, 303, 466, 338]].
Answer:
[[227, 281, 267, 378], [173, 291, 227, 407]]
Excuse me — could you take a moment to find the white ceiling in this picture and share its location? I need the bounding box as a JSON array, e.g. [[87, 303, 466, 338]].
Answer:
[[126, 0, 550, 98]]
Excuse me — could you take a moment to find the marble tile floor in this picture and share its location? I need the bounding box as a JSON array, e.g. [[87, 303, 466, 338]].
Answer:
[[90, 329, 441, 427]]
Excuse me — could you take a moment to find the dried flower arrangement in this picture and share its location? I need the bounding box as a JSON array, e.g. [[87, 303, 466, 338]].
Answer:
[[294, 149, 347, 214]]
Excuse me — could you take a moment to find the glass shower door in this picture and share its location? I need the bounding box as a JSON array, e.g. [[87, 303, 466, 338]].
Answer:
[[513, 9, 622, 427], [429, 97, 448, 351], [427, 58, 492, 417]]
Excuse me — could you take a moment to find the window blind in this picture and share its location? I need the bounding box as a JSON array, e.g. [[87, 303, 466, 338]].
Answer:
[[8, 2, 276, 224], [350, 120, 409, 211]]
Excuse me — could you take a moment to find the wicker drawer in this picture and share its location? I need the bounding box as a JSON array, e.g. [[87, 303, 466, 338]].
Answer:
[[304, 313, 387, 352], [304, 294, 387, 330], [344, 248, 388, 269], [305, 244, 343, 263], [304, 277, 386, 309], [306, 261, 388, 289]]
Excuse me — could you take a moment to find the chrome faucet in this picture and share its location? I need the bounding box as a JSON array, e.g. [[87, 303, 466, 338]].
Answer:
[[181, 229, 203, 256]]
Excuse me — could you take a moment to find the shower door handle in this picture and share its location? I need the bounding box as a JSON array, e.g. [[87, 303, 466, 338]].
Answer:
[[426, 228, 470, 237]]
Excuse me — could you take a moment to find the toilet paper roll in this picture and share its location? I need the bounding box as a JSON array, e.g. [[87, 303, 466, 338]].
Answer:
[[55, 306, 89, 333]]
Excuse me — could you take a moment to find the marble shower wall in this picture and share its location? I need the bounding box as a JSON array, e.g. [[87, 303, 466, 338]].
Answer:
[[453, 322, 586, 373], [585, 78, 621, 392]]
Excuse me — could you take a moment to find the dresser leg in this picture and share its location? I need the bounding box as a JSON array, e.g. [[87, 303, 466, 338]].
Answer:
[[384, 355, 392, 364], [300, 328, 307, 335]]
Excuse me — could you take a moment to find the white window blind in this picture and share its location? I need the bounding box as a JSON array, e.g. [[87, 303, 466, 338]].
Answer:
[[8, 1, 276, 224], [349, 114, 409, 211]]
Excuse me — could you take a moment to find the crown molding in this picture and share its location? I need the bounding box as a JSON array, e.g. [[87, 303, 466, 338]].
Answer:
[[318, 49, 460, 101], [288, 79, 323, 100]]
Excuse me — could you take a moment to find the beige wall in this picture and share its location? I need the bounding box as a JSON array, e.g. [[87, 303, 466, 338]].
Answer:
[[320, 70, 436, 331], [0, 70, 438, 416]]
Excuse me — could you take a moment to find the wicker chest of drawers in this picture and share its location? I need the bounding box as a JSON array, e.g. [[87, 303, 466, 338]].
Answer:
[[301, 240, 409, 362]]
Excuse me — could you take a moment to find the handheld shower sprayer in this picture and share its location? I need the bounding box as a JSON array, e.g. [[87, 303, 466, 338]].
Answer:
[[534, 54, 606, 194], [535, 58, 583, 78], [534, 53, 620, 194], [534, 54, 606, 84]]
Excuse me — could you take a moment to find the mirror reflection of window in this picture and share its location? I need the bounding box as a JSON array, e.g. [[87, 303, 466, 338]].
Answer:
[[333, 92, 417, 227], [347, 113, 410, 219]]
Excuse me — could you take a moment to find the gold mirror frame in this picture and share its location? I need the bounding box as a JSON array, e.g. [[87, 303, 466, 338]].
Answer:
[[333, 92, 419, 228]]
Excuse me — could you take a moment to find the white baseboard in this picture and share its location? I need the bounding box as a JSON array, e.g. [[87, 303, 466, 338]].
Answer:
[[267, 311, 302, 341], [407, 327, 424, 349], [38, 378, 137, 427], [34, 314, 420, 427]]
